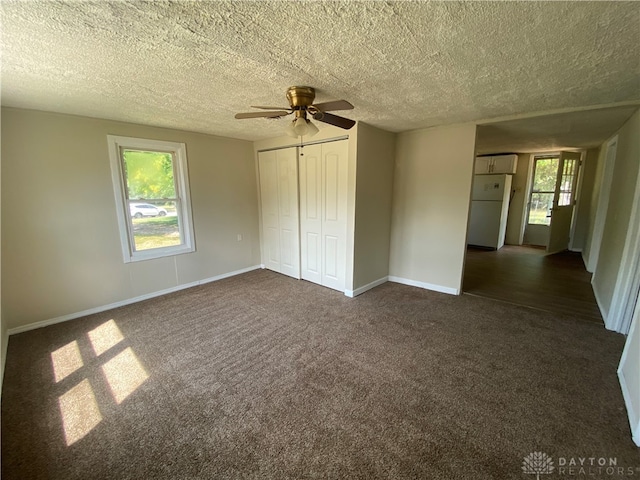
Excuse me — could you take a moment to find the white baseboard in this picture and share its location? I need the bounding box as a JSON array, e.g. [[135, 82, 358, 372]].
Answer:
[[618, 368, 640, 447], [7, 265, 262, 336], [1, 325, 8, 398], [581, 251, 590, 271], [591, 280, 612, 330], [388, 276, 459, 295], [344, 276, 388, 298]]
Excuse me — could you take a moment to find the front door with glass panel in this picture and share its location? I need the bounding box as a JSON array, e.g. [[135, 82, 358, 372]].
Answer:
[[524, 152, 581, 250], [547, 152, 581, 253]]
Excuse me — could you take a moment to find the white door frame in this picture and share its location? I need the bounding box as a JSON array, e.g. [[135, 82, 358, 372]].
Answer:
[[517, 155, 535, 245], [587, 136, 617, 272], [607, 162, 640, 333], [524, 153, 563, 247]]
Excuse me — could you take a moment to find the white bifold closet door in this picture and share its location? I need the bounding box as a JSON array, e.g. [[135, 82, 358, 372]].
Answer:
[[299, 140, 348, 292], [258, 147, 300, 279]]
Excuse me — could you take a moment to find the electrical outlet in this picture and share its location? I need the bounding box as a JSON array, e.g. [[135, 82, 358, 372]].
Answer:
[[237, 234, 242, 242]]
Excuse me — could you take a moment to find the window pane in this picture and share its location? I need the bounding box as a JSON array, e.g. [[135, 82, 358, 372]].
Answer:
[[532, 158, 558, 192], [528, 192, 553, 225], [122, 150, 176, 199], [558, 158, 576, 206], [130, 200, 181, 251]]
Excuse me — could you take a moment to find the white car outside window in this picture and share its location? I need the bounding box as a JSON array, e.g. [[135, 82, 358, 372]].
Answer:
[[129, 203, 167, 218]]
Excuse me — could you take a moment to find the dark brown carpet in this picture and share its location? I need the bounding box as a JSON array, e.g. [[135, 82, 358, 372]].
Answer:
[[2, 269, 638, 479]]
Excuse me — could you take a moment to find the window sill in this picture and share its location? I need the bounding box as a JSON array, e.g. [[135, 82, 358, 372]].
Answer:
[[124, 245, 195, 263]]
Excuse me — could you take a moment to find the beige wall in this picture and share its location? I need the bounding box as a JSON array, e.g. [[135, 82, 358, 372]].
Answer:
[[352, 122, 396, 289], [571, 147, 600, 252], [505, 153, 532, 245], [0, 109, 5, 388], [1, 108, 260, 330], [592, 109, 640, 316], [389, 123, 477, 293]]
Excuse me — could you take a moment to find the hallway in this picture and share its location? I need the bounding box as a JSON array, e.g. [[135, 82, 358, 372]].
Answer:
[[463, 245, 602, 322]]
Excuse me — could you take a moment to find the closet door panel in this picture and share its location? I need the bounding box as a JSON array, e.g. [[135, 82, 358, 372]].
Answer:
[[324, 235, 339, 279], [258, 148, 300, 278], [280, 227, 296, 272], [258, 151, 281, 272], [324, 152, 339, 221], [276, 148, 300, 279], [321, 141, 348, 291], [299, 144, 323, 284]]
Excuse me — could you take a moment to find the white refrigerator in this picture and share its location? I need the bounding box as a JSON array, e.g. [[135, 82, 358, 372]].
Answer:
[[468, 174, 512, 250]]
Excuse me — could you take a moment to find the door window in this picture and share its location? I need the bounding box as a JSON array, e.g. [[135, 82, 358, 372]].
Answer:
[[557, 158, 578, 206]]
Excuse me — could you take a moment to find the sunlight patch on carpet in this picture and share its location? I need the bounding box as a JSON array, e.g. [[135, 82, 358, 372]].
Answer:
[[58, 379, 102, 446], [88, 319, 124, 356], [51, 340, 84, 383], [101, 347, 149, 404]]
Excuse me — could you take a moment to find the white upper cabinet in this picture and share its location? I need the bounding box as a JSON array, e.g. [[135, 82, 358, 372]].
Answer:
[[492, 154, 518, 174], [475, 154, 518, 174], [474, 157, 493, 174]]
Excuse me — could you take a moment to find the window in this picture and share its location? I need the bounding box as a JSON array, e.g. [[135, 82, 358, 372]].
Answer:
[[557, 158, 578, 206], [108, 136, 195, 262]]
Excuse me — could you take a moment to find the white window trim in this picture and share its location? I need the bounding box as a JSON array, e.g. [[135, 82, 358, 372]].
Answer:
[[107, 135, 195, 263]]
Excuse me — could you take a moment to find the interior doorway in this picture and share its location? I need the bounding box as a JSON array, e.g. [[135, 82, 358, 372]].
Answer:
[[463, 151, 598, 322]]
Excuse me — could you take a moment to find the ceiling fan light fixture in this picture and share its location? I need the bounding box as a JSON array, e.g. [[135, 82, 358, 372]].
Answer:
[[293, 116, 309, 136], [305, 119, 319, 138], [285, 117, 318, 139], [285, 120, 298, 138]]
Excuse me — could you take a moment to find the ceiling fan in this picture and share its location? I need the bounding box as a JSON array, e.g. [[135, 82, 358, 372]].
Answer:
[[234, 86, 355, 138]]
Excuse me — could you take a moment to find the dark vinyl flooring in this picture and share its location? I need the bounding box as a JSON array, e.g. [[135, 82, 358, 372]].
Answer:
[[463, 245, 602, 322]]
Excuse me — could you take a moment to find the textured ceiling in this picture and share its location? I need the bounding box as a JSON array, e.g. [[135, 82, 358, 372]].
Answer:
[[1, 1, 639, 142], [476, 105, 639, 154]]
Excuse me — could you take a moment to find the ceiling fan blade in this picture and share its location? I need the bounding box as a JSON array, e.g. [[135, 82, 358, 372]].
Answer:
[[312, 111, 356, 129], [312, 100, 354, 112], [250, 105, 291, 110], [235, 110, 290, 119]]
